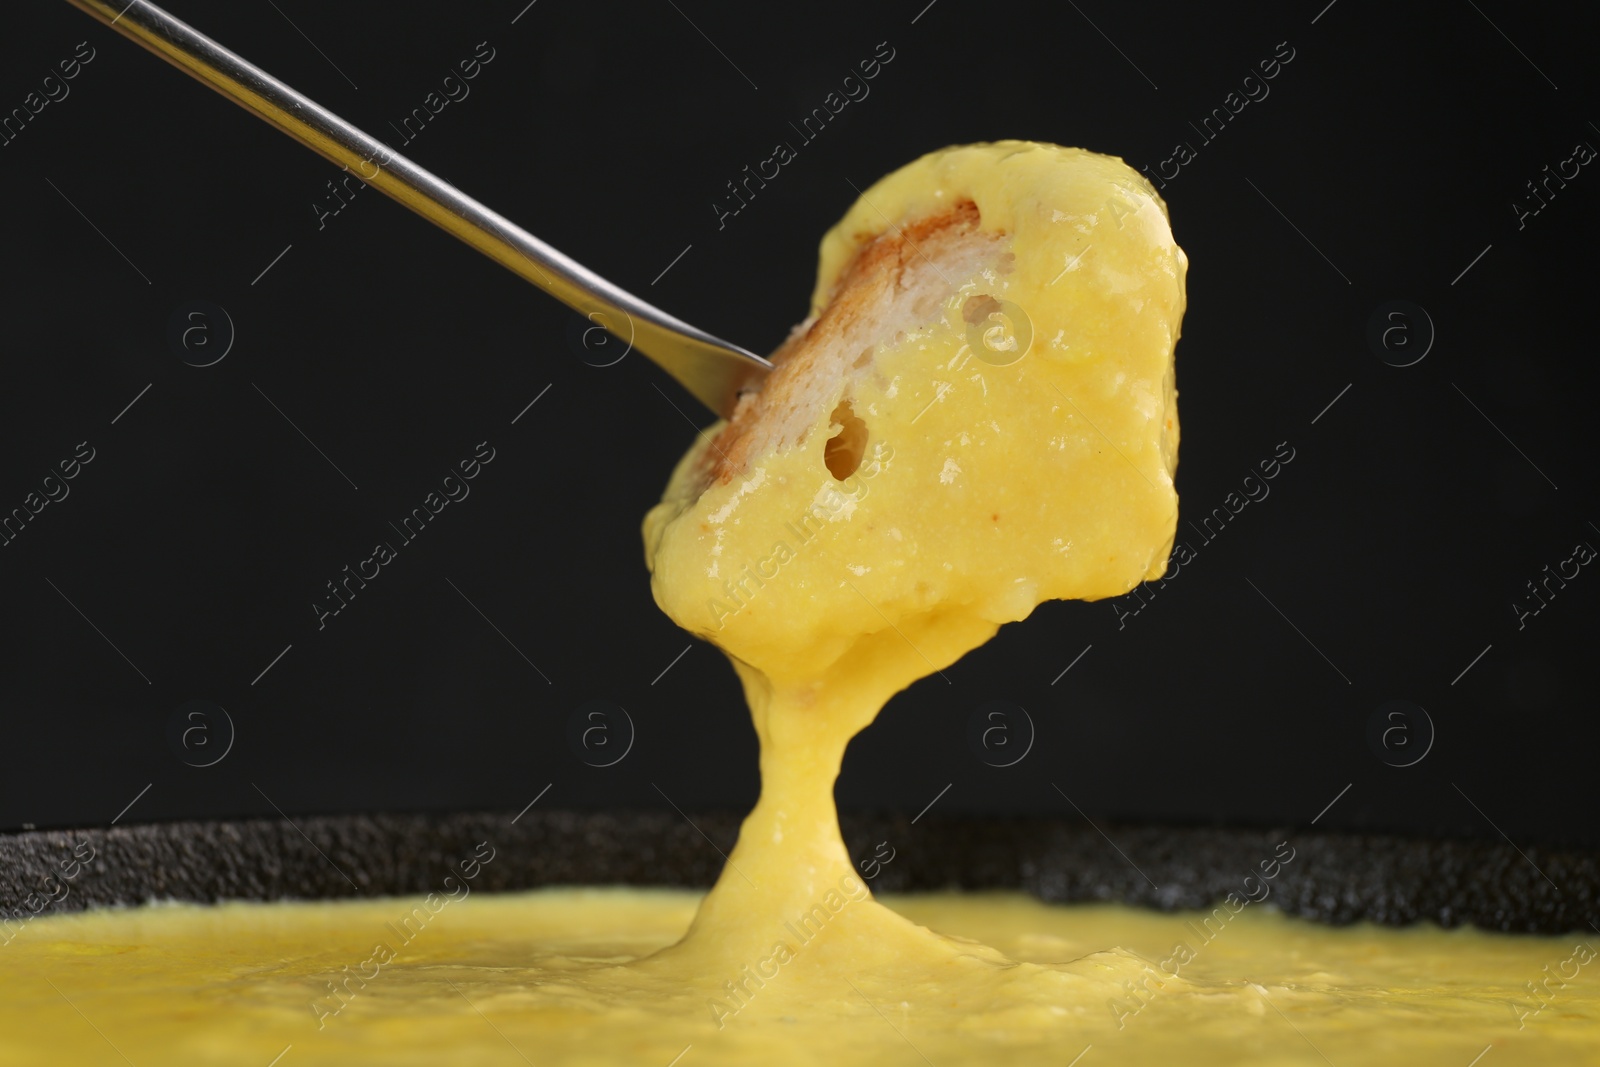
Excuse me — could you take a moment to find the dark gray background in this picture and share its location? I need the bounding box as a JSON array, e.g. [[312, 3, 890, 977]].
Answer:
[[1, 0, 1595, 845]]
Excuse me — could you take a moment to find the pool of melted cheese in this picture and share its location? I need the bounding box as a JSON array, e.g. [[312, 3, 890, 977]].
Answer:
[[6, 889, 1596, 1065], [6, 143, 1595, 1064]]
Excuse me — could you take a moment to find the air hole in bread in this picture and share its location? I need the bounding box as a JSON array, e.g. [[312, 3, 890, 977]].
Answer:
[[962, 294, 1003, 325], [823, 400, 868, 481]]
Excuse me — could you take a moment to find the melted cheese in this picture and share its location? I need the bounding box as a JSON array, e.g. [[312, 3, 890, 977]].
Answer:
[[5, 143, 1595, 1064], [641, 141, 1183, 978], [4, 890, 1597, 1063]]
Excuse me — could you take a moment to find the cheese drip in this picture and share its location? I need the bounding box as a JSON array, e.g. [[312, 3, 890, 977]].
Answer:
[[642, 142, 1183, 982]]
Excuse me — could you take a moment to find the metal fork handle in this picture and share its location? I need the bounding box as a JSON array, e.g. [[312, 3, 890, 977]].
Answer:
[[64, 0, 770, 417]]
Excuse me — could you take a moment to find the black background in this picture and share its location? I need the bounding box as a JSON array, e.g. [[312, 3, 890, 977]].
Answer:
[[2, 0, 1596, 846]]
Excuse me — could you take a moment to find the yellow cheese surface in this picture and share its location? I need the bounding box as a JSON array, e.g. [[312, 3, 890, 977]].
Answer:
[[6, 143, 1595, 1065], [4, 889, 1597, 1065]]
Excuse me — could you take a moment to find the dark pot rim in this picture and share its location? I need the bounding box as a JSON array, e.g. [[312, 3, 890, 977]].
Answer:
[[3, 810, 1596, 937]]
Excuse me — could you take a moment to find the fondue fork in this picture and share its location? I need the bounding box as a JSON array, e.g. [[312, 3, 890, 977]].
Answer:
[[64, 0, 771, 418]]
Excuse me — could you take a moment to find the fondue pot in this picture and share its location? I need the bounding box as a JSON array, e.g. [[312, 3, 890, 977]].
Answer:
[[6, 812, 1595, 935]]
